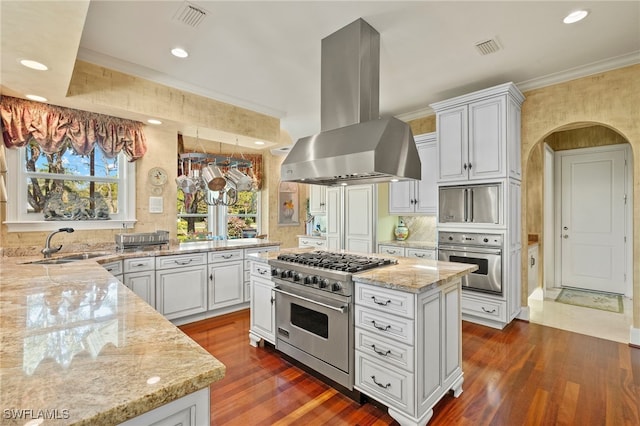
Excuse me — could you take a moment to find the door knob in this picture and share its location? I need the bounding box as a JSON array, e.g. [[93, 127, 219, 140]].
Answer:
[[563, 226, 568, 230], [563, 234, 569, 239]]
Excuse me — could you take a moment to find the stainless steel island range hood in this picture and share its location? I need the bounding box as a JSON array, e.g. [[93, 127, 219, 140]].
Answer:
[[281, 18, 421, 186]]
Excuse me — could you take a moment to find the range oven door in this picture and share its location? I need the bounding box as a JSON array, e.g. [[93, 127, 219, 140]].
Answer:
[[438, 245, 502, 295], [274, 280, 351, 373]]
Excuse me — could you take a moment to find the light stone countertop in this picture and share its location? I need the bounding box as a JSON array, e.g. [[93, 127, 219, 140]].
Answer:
[[256, 249, 477, 294], [0, 239, 281, 425], [377, 240, 438, 250]]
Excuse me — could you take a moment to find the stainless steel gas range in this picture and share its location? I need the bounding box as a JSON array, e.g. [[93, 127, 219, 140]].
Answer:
[[268, 251, 397, 391]]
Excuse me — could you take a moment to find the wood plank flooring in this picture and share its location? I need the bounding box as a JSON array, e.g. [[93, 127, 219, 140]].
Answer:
[[179, 309, 640, 425]]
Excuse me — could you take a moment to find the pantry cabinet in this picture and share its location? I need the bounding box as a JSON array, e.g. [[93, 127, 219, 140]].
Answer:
[[389, 133, 437, 215], [431, 82, 524, 183]]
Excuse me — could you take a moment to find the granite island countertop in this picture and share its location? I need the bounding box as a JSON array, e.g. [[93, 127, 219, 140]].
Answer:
[[0, 240, 285, 425], [255, 249, 477, 294]]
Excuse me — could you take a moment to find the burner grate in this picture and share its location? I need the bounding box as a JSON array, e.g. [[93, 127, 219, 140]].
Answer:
[[276, 251, 395, 272]]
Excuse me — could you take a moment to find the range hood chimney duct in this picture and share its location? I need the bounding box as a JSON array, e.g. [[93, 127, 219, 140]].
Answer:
[[281, 18, 421, 186]]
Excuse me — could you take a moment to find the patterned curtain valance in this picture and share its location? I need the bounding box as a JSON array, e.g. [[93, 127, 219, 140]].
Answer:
[[0, 96, 147, 161]]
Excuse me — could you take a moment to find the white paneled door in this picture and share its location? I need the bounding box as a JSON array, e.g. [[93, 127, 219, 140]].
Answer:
[[559, 147, 627, 294]]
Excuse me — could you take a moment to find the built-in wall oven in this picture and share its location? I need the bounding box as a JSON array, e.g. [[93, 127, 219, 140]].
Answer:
[[438, 231, 503, 295], [269, 251, 396, 391]]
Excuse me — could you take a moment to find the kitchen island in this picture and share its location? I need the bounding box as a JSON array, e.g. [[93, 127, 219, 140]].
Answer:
[[0, 239, 280, 425]]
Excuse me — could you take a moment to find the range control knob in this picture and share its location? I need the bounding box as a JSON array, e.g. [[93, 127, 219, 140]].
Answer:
[[318, 278, 329, 289], [293, 273, 301, 281], [331, 282, 342, 292], [311, 275, 319, 284], [303, 276, 312, 284], [271, 268, 278, 276], [280, 270, 291, 279]]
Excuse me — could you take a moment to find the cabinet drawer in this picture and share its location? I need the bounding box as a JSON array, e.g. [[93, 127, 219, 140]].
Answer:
[[298, 238, 327, 249], [244, 245, 279, 257], [156, 253, 207, 270], [208, 249, 243, 263], [461, 293, 507, 322], [377, 245, 405, 256], [102, 260, 123, 276], [355, 306, 414, 345], [251, 262, 272, 278], [355, 328, 414, 372], [355, 283, 415, 319], [124, 257, 155, 273], [406, 248, 436, 260], [355, 352, 414, 413]]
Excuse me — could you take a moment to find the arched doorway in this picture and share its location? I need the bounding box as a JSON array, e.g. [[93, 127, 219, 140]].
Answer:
[[524, 123, 633, 341]]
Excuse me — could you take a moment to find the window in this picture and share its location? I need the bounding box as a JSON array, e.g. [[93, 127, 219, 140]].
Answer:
[[177, 190, 260, 241], [5, 141, 136, 231]]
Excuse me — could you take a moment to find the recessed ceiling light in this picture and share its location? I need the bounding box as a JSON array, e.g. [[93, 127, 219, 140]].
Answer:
[[25, 94, 47, 102], [147, 119, 162, 125], [563, 10, 589, 24], [254, 141, 265, 145], [20, 59, 48, 71], [171, 47, 189, 58]]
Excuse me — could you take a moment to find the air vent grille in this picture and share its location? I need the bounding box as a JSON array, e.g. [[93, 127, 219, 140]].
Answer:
[[174, 2, 208, 28], [474, 38, 501, 55]]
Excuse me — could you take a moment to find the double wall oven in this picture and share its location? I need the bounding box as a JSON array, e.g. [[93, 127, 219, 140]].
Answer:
[[268, 252, 396, 391], [438, 231, 503, 295]]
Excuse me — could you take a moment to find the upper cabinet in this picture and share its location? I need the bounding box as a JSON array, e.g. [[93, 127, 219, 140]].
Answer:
[[431, 82, 524, 183], [308, 184, 327, 215], [388, 132, 438, 215]]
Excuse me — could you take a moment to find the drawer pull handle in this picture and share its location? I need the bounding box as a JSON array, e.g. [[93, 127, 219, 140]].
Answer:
[[222, 254, 233, 259], [371, 320, 391, 331], [315, 242, 323, 245], [371, 376, 391, 389], [106, 268, 114, 272], [175, 259, 193, 265], [258, 269, 268, 275], [371, 345, 391, 357], [413, 253, 425, 258], [481, 307, 496, 314], [135, 263, 146, 267], [371, 296, 391, 306]]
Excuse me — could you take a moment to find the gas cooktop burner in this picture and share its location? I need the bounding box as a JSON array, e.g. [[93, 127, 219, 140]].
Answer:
[[276, 251, 396, 273]]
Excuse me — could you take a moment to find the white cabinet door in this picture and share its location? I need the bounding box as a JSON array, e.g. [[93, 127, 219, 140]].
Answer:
[[325, 187, 342, 251], [437, 105, 468, 182], [250, 274, 275, 345], [388, 180, 414, 214], [345, 184, 375, 254], [309, 184, 327, 215], [124, 271, 156, 307], [156, 265, 207, 320], [208, 261, 244, 310], [468, 96, 505, 180], [415, 140, 438, 214]]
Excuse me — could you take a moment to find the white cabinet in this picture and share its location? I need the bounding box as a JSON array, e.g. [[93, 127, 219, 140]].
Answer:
[[389, 133, 438, 215], [208, 249, 243, 310], [431, 82, 524, 183], [102, 260, 123, 281], [308, 184, 327, 215], [298, 236, 327, 249], [528, 244, 539, 297], [119, 387, 209, 426], [244, 246, 279, 303], [326, 184, 376, 253], [155, 253, 208, 320], [249, 261, 276, 346], [123, 257, 155, 307], [377, 245, 436, 260], [354, 280, 463, 426]]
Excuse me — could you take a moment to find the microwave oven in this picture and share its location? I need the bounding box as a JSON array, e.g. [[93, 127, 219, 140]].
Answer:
[[439, 183, 500, 224]]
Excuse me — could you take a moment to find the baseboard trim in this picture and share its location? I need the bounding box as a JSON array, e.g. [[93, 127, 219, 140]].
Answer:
[[517, 306, 530, 321], [630, 326, 640, 347]]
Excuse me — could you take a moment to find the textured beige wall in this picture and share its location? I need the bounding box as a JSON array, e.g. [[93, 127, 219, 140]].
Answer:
[[521, 64, 640, 328]]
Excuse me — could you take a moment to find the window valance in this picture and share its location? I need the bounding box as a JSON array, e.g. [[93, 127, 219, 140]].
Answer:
[[0, 96, 147, 161]]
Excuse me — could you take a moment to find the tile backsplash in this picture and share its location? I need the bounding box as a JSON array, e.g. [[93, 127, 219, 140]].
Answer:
[[397, 216, 437, 242]]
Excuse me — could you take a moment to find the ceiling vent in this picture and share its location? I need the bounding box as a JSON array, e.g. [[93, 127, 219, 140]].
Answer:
[[474, 38, 501, 55], [173, 2, 208, 28]]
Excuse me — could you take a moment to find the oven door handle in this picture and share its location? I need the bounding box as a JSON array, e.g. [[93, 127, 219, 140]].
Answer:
[[438, 245, 502, 256], [273, 287, 348, 314]]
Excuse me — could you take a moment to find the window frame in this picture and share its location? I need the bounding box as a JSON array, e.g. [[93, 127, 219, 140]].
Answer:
[[4, 147, 137, 232]]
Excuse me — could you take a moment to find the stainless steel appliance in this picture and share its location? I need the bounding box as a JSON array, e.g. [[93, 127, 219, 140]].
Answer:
[[269, 251, 396, 390], [439, 183, 500, 224], [281, 19, 421, 186], [438, 231, 503, 295]]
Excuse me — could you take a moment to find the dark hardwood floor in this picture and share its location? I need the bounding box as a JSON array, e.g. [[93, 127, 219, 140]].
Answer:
[[179, 309, 640, 425]]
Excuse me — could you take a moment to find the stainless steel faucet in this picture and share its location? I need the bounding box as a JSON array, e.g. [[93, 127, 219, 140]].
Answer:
[[41, 227, 74, 258]]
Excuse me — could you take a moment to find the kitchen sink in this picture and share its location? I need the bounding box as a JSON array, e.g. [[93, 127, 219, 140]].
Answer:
[[28, 252, 108, 265]]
